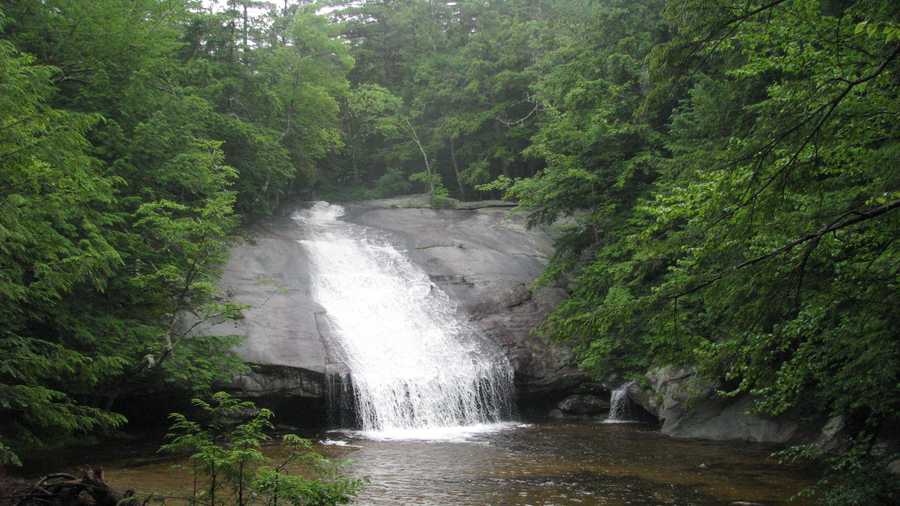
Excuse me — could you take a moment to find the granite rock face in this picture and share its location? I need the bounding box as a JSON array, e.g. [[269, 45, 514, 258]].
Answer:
[[198, 199, 586, 420], [196, 214, 348, 383], [343, 203, 589, 402], [626, 366, 799, 443]]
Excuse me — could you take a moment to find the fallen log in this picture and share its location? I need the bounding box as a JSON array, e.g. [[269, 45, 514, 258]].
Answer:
[[13, 467, 138, 506]]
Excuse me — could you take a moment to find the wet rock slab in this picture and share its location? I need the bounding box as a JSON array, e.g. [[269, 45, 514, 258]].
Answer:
[[197, 199, 586, 415], [343, 203, 588, 403]]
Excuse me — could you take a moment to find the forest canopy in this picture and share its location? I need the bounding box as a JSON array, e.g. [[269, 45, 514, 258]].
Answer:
[[1, 1, 897, 503]]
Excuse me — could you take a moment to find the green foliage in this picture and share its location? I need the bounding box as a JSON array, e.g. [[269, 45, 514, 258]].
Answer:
[[0, 440, 20, 467], [326, 0, 553, 198], [3, 1, 899, 503], [253, 434, 362, 506], [339, 84, 403, 186], [161, 392, 361, 506], [327, 0, 895, 503], [491, 1, 900, 503], [374, 168, 412, 198], [429, 183, 454, 209], [778, 437, 900, 505], [161, 392, 272, 506], [0, 29, 128, 458], [1, 0, 349, 464]]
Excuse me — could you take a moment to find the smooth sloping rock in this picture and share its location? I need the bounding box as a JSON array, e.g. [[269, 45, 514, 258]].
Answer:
[[628, 366, 798, 443], [192, 215, 338, 399], [196, 199, 808, 443], [344, 204, 587, 401], [195, 200, 585, 407], [216, 217, 328, 372]]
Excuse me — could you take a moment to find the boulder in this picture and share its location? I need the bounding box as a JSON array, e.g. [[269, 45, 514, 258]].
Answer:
[[628, 366, 798, 443], [557, 394, 610, 415], [889, 459, 900, 476], [548, 409, 566, 419], [814, 415, 848, 453]]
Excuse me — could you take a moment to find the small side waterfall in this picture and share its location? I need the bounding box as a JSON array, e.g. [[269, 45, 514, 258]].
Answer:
[[606, 382, 635, 423], [295, 202, 514, 438]]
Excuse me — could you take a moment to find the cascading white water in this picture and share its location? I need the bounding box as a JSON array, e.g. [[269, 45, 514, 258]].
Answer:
[[606, 382, 635, 423], [294, 202, 514, 438]]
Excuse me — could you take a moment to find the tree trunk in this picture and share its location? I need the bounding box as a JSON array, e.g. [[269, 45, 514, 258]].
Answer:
[[404, 118, 434, 196], [237, 460, 245, 506], [449, 136, 465, 199], [242, 4, 249, 56], [209, 468, 216, 506]]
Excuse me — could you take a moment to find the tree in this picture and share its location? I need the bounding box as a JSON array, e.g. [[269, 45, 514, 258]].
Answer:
[[161, 392, 361, 506], [495, 1, 899, 503], [0, 29, 126, 464], [1, 1, 247, 463], [0, 0, 354, 466]]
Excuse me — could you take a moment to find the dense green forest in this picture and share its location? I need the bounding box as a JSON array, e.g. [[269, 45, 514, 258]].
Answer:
[[1, 0, 898, 504]]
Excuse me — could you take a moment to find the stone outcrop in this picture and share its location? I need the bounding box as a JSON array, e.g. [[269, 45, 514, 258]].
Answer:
[[557, 394, 610, 415], [197, 198, 586, 421], [232, 363, 325, 399], [626, 366, 799, 443]]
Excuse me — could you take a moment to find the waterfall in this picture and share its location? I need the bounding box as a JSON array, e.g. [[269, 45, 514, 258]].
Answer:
[[606, 382, 635, 423], [294, 202, 513, 438]]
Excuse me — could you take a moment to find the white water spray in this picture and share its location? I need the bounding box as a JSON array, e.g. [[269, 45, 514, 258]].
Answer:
[[294, 202, 513, 439], [605, 382, 636, 423]]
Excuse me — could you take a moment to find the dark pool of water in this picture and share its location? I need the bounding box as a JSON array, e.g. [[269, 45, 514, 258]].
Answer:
[[95, 420, 816, 505]]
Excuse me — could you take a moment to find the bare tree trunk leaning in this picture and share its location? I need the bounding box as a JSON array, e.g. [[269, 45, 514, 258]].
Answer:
[[403, 118, 434, 196]]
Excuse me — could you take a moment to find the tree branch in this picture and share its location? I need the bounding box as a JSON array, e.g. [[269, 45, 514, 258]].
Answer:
[[739, 44, 900, 207], [706, 43, 900, 229], [669, 198, 900, 299], [496, 101, 541, 127]]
